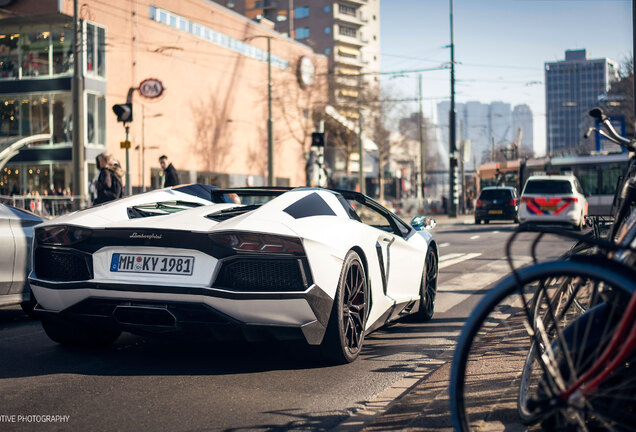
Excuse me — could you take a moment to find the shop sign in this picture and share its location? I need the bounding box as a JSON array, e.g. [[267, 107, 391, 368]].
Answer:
[[139, 78, 165, 99], [297, 56, 315, 89]]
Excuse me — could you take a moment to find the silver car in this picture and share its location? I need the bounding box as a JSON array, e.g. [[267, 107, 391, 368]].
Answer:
[[0, 204, 43, 315]]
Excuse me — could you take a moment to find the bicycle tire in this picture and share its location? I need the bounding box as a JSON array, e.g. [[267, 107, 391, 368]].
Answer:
[[449, 259, 636, 432]]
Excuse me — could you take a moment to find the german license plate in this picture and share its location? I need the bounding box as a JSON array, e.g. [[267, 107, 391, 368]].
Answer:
[[489, 210, 503, 214], [541, 206, 557, 212], [110, 253, 194, 275]]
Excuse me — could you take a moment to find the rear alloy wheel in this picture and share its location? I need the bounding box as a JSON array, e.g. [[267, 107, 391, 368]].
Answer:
[[42, 317, 121, 347], [322, 250, 368, 364], [418, 247, 438, 321]]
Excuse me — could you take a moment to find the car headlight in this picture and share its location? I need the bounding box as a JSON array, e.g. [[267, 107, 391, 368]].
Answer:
[[209, 232, 304, 255], [35, 225, 92, 246]]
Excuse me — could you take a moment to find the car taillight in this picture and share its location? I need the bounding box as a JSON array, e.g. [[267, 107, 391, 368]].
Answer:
[[36, 225, 92, 245], [509, 198, 518, 206], [209, 232, 304, 255], [476, 199, 482, 207], [563, 197, 578, 203]]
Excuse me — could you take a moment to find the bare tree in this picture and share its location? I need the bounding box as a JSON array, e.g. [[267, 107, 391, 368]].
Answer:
[[190, 94, 234, 173], [272, 70, 327, 161]]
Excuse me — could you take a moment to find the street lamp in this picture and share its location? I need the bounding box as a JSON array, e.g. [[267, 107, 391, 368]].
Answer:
[[244, 35, 274, 186]]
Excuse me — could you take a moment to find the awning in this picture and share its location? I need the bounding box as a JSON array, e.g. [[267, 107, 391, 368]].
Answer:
[[337, 45, 360, 56]]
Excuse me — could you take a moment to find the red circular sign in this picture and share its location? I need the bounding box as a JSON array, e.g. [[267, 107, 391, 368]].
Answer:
[[139, 78, 165, 99]]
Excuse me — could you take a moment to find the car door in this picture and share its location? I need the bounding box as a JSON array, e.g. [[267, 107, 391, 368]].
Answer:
[[0, 216, 16, 295], [353, 202, 424, 302], [8, 216, 38, 295]]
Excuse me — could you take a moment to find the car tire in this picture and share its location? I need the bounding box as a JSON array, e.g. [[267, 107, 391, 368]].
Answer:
[[418, 247, 438, 321], [474, 218, 481, 225], [321, 250, 368, 364], [20, 287, 37, 318], [513, 216, 520, 224], [484, 220, 489, 224], [576, 213, 584, 231], [41, 317, 121, 347]]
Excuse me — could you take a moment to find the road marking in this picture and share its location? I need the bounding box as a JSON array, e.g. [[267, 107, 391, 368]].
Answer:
[[436, 256, 532, 313], [470, 235, 480, 240], [438, 252, 482, 269], [439, 242, 450, 248], [493, 230, 500, 234], [439, 253, 464, 262]]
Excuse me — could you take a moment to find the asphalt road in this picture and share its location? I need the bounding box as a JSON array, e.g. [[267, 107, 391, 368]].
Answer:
[[0, 220, 574, 432]]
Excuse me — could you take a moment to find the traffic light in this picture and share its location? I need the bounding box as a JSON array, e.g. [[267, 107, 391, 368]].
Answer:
[[311, 132, 325, 147], [112, 103, 133, 123]]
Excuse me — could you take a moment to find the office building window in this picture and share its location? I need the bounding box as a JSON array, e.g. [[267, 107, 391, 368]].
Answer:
[[85, 22, 106, 78], [52, 28, 72, 75], [0, 33, 19, 79], [324, 48, 331, 55], [86, 93, 106, 145], [339, 4, 356, 16], [339, 25, 357, 37], [324, 27, 331, 34], [52, 93, 72, 143], [295, 6, 309, 19], [324, 5, 331, 13], [296, 27, 310, 40], [23, 31, 50, 77]]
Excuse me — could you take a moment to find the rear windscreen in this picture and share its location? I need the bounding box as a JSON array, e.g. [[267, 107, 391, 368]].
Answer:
[[479, 189, 513, 200], [523, 180, 572, 195]]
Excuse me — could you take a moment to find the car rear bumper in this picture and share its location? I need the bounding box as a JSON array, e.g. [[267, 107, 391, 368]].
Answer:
[[30, 280, 333, 345], [475, 207, 518, 220], [519, 208, 581, 225]]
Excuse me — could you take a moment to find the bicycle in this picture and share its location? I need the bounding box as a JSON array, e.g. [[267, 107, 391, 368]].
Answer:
[[449, 227, 636, 431], [449, 107, 636, 431]]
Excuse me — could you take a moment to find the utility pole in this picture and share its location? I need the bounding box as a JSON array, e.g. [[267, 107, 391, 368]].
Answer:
[[266, 36, 274, 186], [459, 119, 465, 215], [418, 74, 425, 201], [357, 74, 365, 194], [244, 35, 274, 186], [448, 0, 457, 217], [72, 0, 85, 208]]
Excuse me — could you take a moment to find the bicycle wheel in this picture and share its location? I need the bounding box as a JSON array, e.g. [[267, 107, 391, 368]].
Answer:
[[450, 259, 636, 432]]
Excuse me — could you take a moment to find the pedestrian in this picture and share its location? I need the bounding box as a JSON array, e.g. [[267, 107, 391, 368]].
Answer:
[[92, 151, 124, 206], [159, 155, 179, 187]]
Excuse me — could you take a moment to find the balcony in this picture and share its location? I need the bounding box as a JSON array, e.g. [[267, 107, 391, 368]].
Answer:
[[335, 10, 363, 26], [335, 53, 363, 68], [334, 32, 364, 47]]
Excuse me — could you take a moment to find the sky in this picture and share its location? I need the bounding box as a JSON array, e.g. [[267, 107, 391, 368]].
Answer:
[[379, 0, 633, 157]]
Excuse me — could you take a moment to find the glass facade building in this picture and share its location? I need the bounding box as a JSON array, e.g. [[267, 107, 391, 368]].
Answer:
[[545, 49, 618, 155], [0, 18, 106, 195]]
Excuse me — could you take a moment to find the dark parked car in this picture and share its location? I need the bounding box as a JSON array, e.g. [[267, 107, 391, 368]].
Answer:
[[474, 186, 519, 224]]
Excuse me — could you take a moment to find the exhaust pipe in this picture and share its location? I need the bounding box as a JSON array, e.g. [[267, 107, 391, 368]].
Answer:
[[113, 305, 176, 327]]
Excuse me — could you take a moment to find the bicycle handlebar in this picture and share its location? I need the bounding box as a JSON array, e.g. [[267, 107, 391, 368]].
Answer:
[[589, 107, 636, 151]]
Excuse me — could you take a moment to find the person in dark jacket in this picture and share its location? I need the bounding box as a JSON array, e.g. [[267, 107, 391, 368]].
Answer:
[[92, 152, 124, 206], [159, 155, 179, 187]]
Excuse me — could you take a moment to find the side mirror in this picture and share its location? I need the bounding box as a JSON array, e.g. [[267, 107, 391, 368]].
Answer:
[[411, 215, 436, 231]]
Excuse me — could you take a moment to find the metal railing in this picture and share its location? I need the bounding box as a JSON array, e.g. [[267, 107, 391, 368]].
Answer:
[[0, 195, 87, 218]]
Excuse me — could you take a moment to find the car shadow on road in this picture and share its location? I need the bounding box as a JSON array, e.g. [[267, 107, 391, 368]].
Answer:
[[0, 330, 341, 380]]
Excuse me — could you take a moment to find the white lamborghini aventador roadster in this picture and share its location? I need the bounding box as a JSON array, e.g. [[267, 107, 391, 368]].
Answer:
[[30, 186, 438, 363]]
